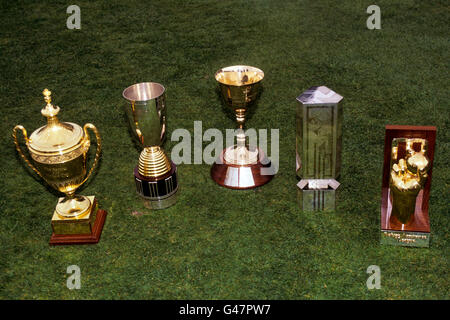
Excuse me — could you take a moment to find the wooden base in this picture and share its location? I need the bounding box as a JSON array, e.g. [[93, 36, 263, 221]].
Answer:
[[49, 209, 107, 246], [211, 148, 274, 189]]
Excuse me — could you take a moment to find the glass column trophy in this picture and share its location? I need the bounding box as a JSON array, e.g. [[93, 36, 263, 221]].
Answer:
[[211, 65, 275, 189], [380, 125, 436, 247], [12, 89, 106, 245], [123, 82, 178, 209], [296, 86, 343, 211]]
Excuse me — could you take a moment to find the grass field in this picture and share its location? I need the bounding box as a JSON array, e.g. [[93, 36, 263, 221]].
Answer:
[[0, 0, 448, 299]]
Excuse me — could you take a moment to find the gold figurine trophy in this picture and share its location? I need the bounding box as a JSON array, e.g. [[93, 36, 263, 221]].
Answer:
[[13, 89, 107, 245], [123, 82, 178, 209], [380, 125, 437, 247], [211, 65, 275, 189]]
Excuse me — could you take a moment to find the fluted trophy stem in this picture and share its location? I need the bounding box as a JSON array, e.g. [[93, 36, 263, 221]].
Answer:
[[236, 108, 246, 128], [139, 146, 171, 177]]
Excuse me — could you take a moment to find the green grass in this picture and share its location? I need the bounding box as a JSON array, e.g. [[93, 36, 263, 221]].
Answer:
[[0, 0, 448, 299]]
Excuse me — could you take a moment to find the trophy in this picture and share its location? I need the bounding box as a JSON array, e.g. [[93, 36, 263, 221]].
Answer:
[[296, 86, 343, 211], [12, 89, 107, 245], [380, 125, 436, 247], [211, 65, 274, 189], [123, 82, 178, 209]]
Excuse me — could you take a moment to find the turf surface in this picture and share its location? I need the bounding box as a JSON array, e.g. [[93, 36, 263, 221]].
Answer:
[[0, 0, 448, 299]]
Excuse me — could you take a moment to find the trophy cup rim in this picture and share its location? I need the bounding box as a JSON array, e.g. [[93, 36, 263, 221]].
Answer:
[[122, 82, 166, 103], [214, 65, 264, 87]]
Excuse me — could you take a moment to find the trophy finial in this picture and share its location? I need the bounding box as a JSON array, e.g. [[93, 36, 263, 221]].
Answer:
[[43, 88, 51, 104], [41, 88, 60, 119]]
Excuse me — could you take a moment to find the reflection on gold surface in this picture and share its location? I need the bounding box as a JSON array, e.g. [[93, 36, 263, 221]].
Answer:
[[215, 68, 264, 87]]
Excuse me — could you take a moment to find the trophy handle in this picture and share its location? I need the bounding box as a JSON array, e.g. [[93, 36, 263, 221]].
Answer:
[[12, 125, 43, 178], [81, 123, 102, 185]]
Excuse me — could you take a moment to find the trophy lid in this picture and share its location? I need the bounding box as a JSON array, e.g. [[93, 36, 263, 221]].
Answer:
[[28, 89, 84, 155], [296, 86, 343, 105]]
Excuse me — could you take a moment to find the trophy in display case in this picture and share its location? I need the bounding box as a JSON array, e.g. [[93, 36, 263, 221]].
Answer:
[[211, 65, 275, 189], [123, 82, 178, 209], [296, 86, 343, 211], [380, 125, 436, 247], [12, 89, 106, 245]]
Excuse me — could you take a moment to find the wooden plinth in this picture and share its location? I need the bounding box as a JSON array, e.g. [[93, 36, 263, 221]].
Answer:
[[49, 209, 107, 246]]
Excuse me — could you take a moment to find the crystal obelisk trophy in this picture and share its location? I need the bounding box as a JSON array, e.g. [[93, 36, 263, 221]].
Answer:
[[123, 82, 178, 209], [211, 65, 275, 189], [380, 125, 436, 247], [296, 86, 343, 211], [13, 89, 107, 245]]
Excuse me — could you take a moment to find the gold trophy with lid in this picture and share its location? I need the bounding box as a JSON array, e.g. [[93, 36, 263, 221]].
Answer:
[[13, 89, 107, 245]]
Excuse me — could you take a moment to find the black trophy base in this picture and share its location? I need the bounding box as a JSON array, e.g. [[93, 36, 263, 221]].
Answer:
[[134, 161, 178, 210]]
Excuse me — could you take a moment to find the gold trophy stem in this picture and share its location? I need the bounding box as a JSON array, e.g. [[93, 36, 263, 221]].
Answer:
[[56, 194, 92, 218], [222, 88, 260, 165], [224, 128, 258, 165], [236, 131, 246, 147], [236, 108, 246, 128], [138, 146, 171, 177]]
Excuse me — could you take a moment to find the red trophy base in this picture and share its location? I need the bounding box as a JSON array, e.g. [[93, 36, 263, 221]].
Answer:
[[211, 148, 274, 189], [49, 208, 107, 246]]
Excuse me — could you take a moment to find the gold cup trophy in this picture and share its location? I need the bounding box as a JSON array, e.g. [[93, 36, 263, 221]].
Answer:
[[123, 82, 178, 209], [13, 89, 107, 245], [211, 65, 275, 189]]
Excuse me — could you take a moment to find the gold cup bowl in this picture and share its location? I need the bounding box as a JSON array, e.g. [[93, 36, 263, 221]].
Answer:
[[13, 89, 101, 219], [215, 65, 264, 128]]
